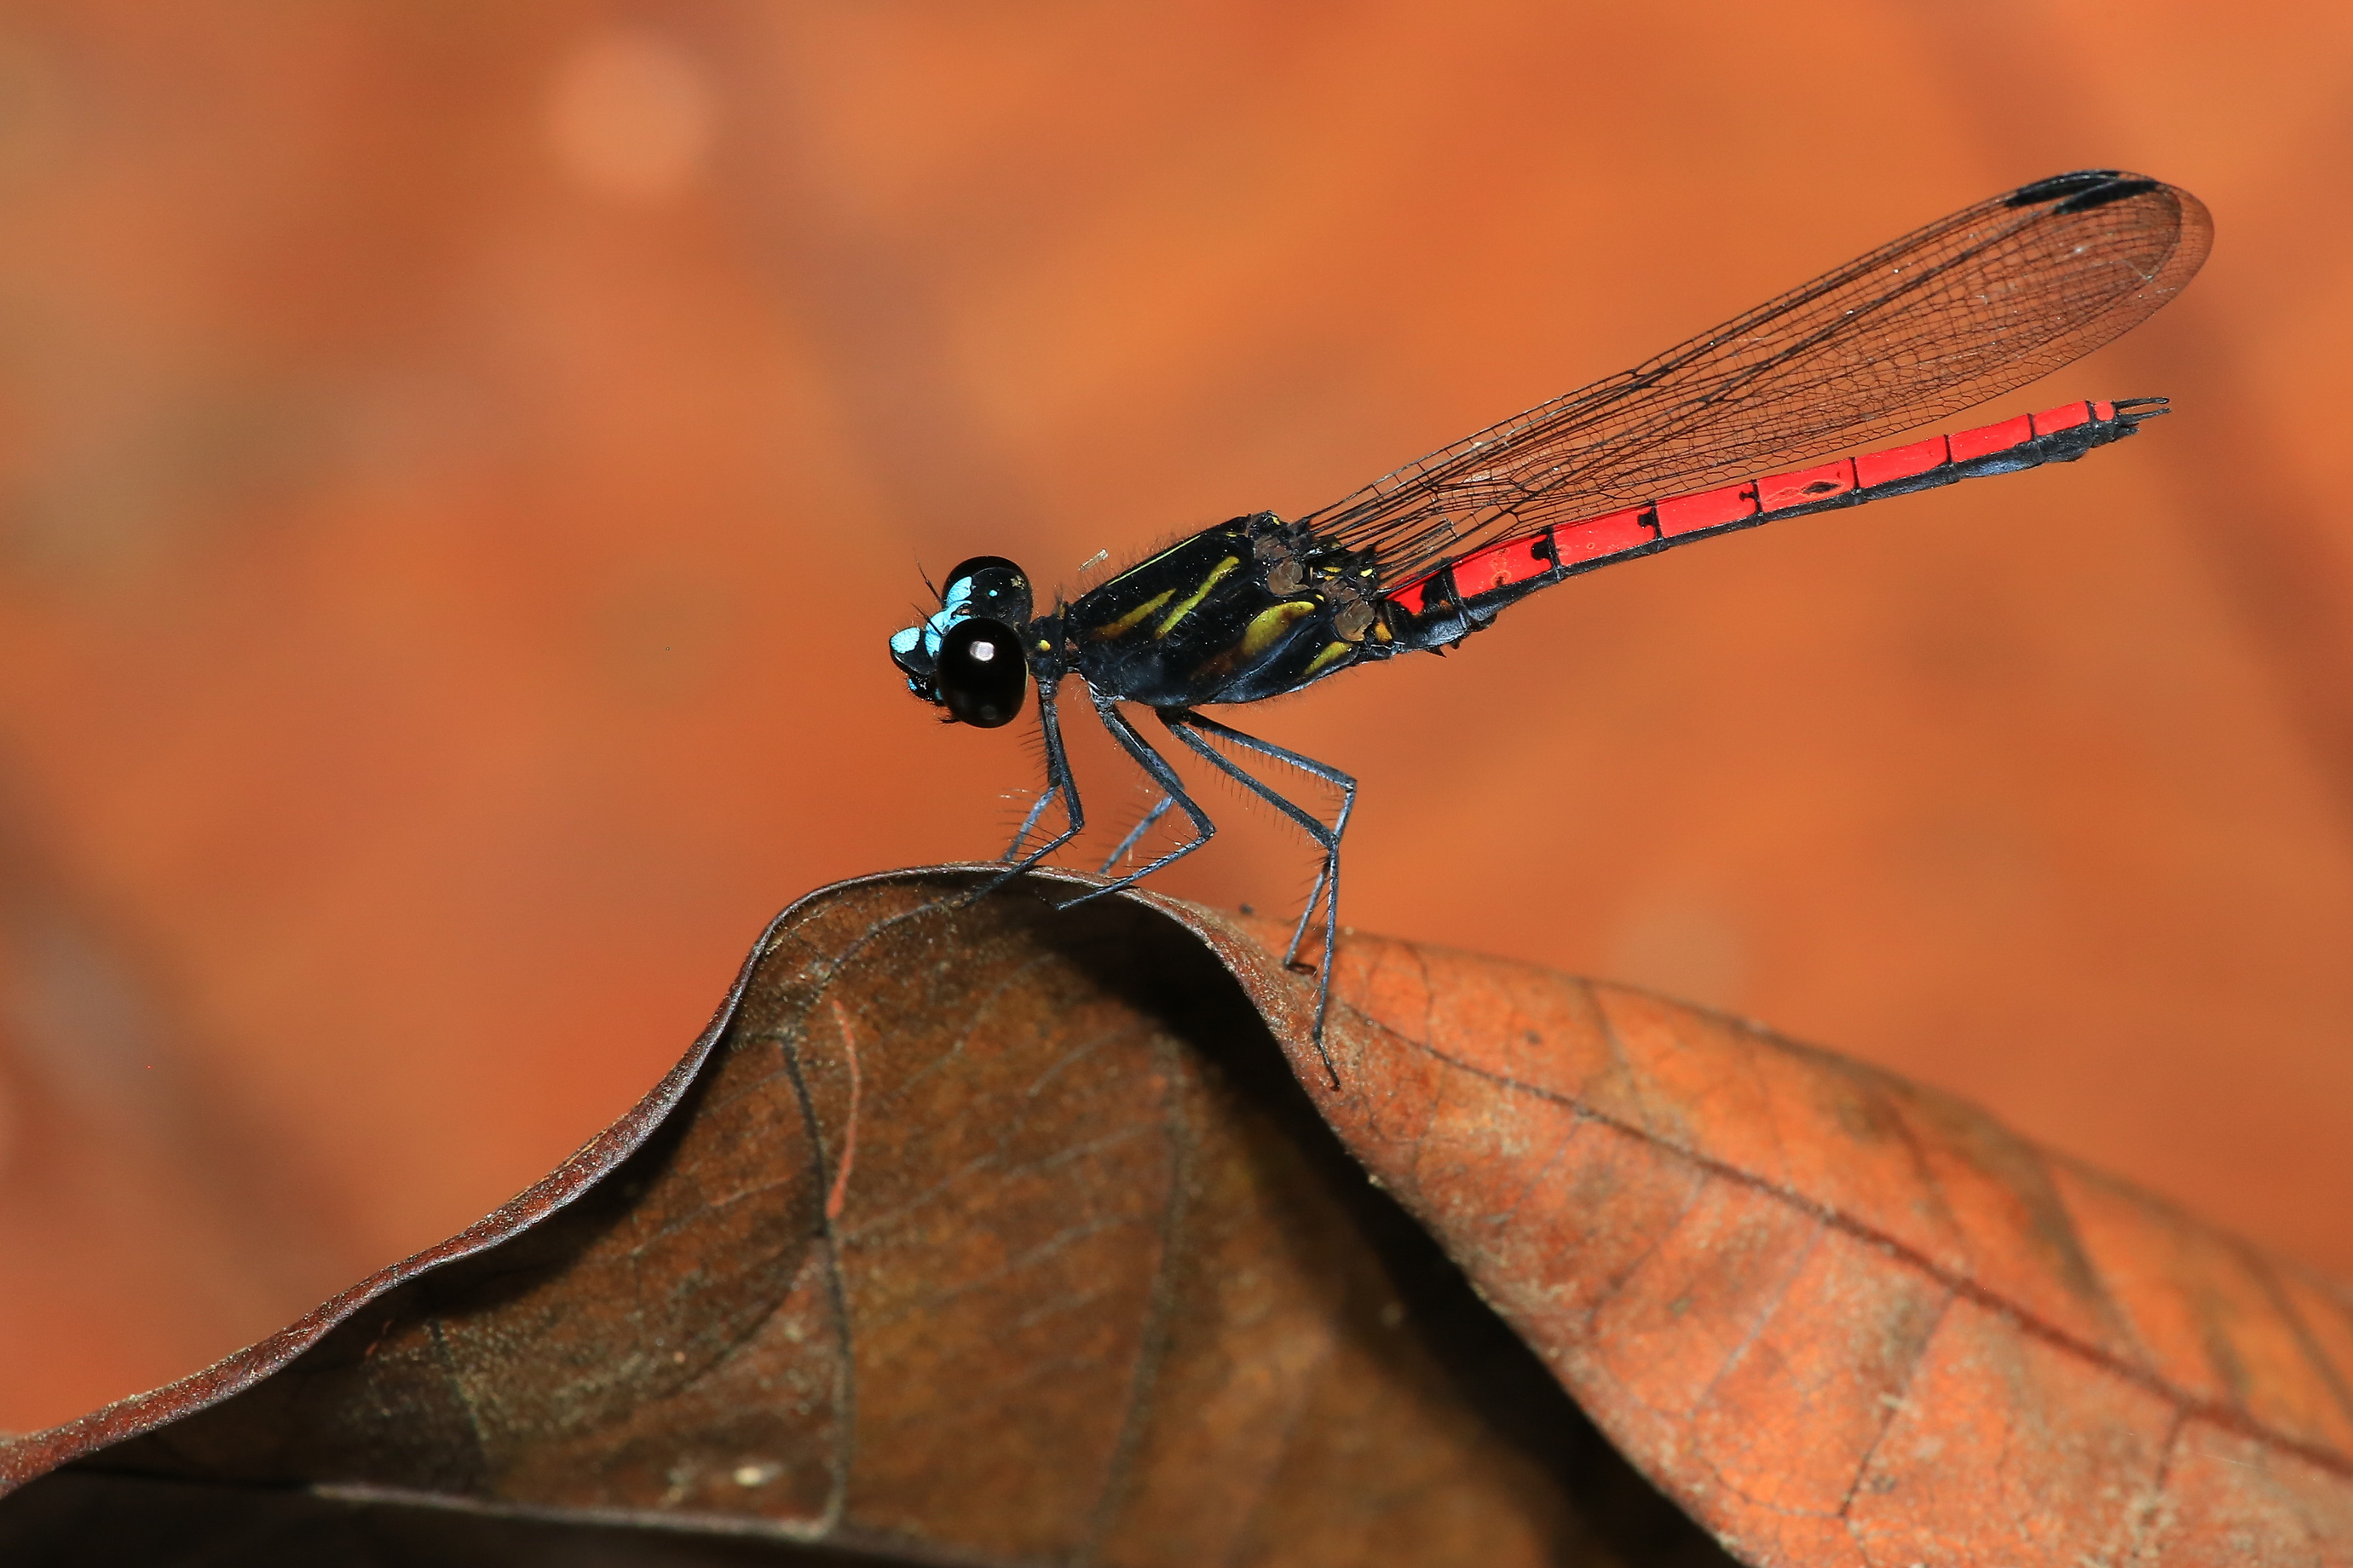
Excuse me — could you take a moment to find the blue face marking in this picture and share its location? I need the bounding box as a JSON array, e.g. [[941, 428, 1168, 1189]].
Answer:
[[919, 605, 966, 660], [889, 598, 987, 701], [887, 610, 956, 663]]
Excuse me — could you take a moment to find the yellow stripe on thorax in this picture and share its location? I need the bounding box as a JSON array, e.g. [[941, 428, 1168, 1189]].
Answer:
[[1153, 555, 1241, 637], [1090, 587, 1176, 639], [1302, 641, 1352, 678], [1240, 598, 1318, 659]]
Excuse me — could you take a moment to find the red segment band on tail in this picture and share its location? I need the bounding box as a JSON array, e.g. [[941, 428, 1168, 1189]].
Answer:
[[1655, 481, 1758, 538], [2031, 400, 2094, 435], [1553, 505, 1658, 565], [1948, 413, 2033, 463], [1758, 458, 1857, 513], [1451, 534, 1555, 597], [1854, 435, 1949, 487], [1388, 579, 1434, 616], [1388, 397, 2137, 624]]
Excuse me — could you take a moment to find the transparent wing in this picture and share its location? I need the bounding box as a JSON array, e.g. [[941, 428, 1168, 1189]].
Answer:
[[1302, 171, 2211, 584]]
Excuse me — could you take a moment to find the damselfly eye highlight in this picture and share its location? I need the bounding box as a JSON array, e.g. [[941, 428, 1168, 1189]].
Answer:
[[937, 617, 1026, 727]]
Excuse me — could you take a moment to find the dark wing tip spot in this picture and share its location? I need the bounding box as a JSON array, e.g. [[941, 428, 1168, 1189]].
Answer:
[[2003, 169, 2129, 208], [2055, 176, 2162, 215]]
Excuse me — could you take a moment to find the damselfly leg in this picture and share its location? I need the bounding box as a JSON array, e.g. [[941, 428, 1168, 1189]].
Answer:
[[979, 677, 1085, 896], [1041, 699, 1350, 1079], [1161, 709, 1353, 1071], [1160, 710, 1355, 966], [1053, 691, 1216, 903], [1099, 794, 1178, 874], [1004, 790, 1059, 861]]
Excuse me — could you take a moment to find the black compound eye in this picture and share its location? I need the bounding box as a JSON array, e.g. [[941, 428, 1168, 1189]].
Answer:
[[942, 555, 1035, 626], [937, 617, 1027, 728], [945, 555, 1020, 588]]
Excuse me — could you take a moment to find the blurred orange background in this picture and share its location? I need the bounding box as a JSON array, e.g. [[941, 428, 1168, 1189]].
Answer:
[[0, 2, 2349, 1433]]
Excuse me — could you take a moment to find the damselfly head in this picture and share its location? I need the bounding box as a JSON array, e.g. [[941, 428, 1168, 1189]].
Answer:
[[887, 556, 1035, 727]]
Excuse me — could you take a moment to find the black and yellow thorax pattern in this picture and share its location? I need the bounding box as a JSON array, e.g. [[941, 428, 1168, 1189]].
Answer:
[[1063, 512, 1399, 708]]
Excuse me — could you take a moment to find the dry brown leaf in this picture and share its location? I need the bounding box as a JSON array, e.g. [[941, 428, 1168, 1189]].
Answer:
[[0, 868, 1730, 1566], [6, 865, 2346, 1565], [1184, 885, 2353, 1565]]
